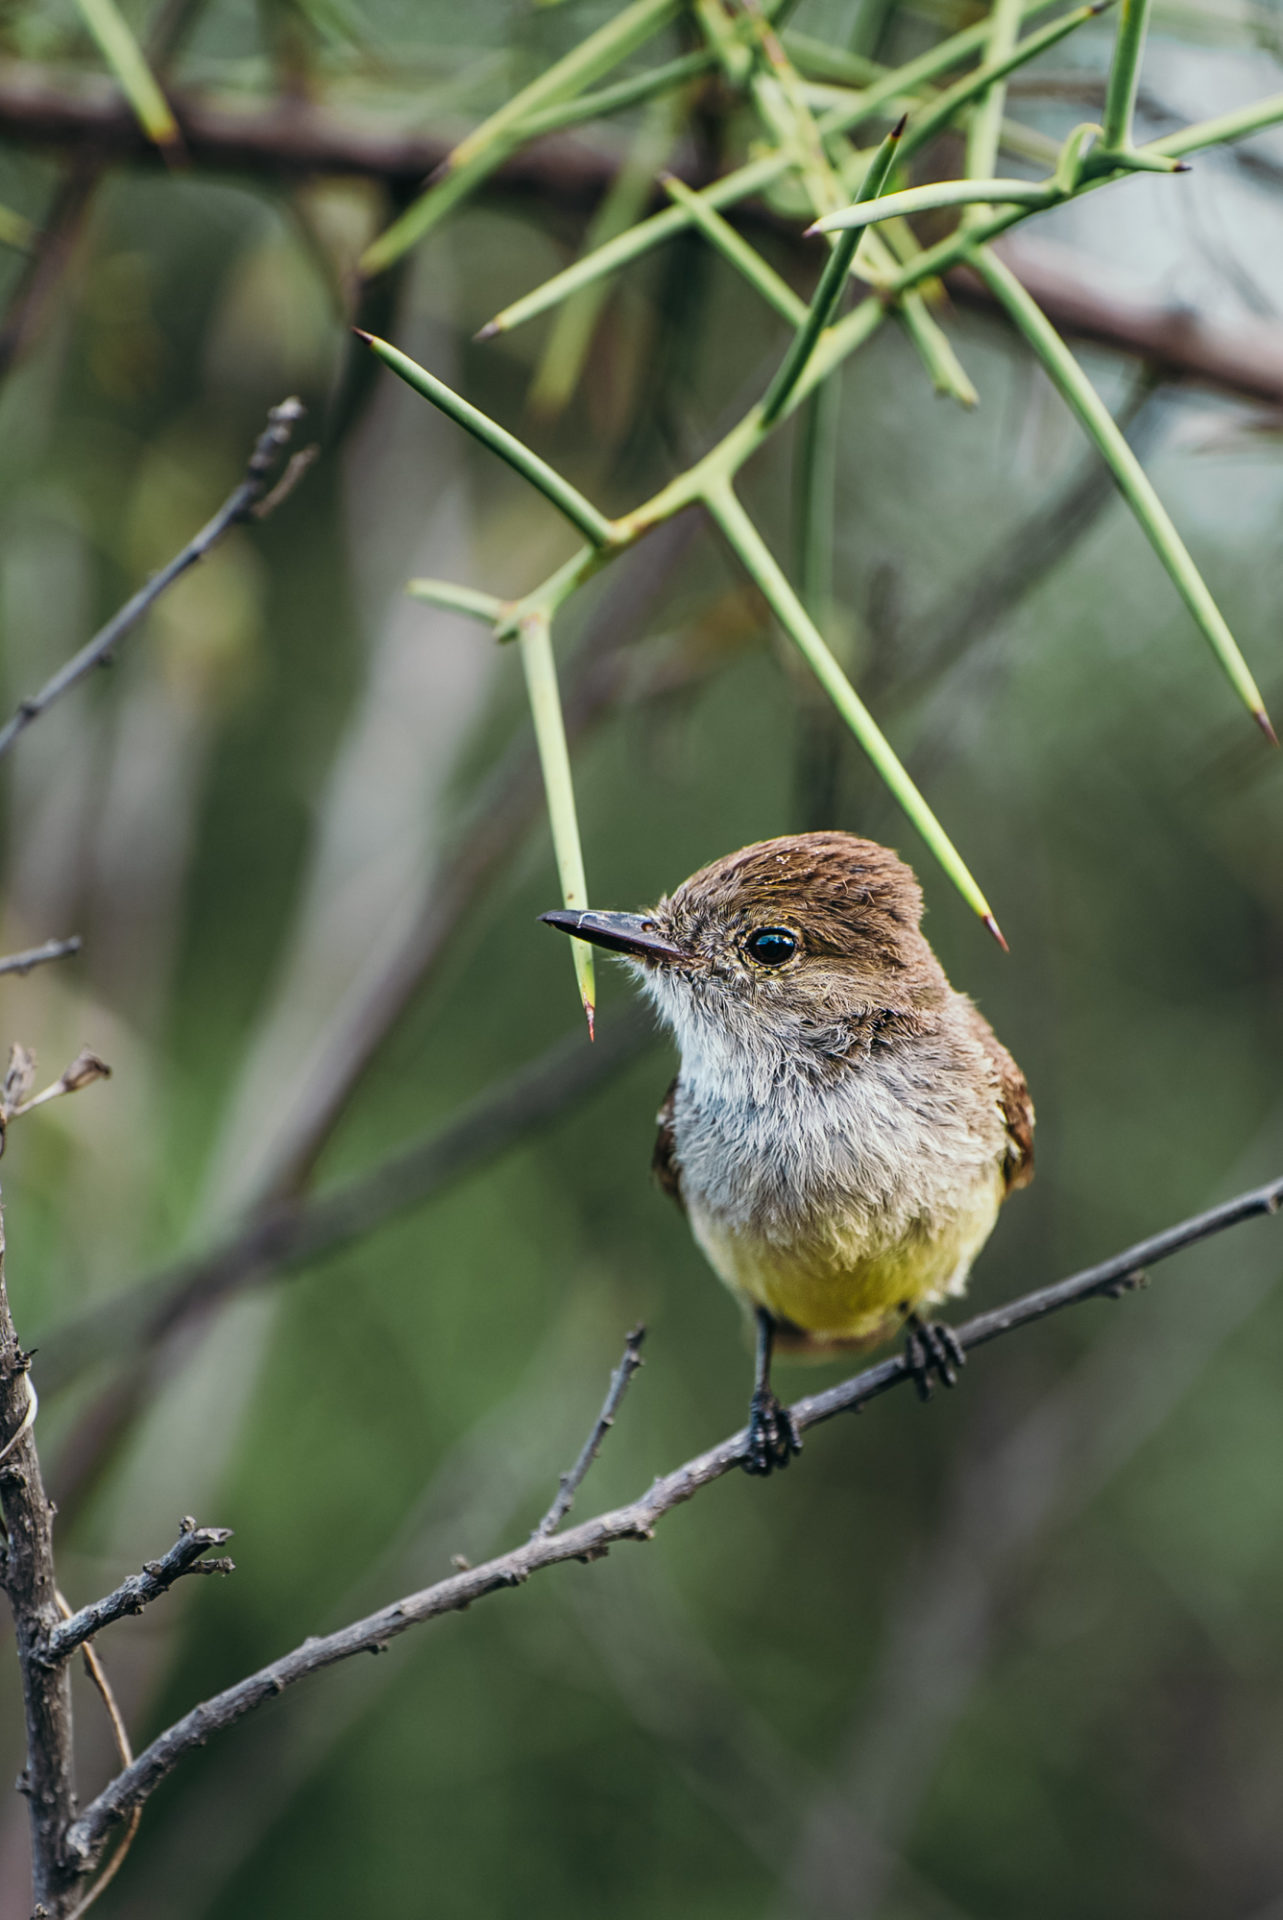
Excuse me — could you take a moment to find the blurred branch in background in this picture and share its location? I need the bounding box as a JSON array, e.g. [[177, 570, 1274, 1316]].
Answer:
[[39, 517, 698, 1519], [39, 1005, 657, 1400], [55, 1171, 1283, 1885], [3, 81, 1283, 405], [0, 399, 313, 763], [0, 936, 81, 979]]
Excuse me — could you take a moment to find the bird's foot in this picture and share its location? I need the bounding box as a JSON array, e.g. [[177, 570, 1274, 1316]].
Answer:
[[742, 1386, 802, 1477], [903, 1313, 965, 1402]]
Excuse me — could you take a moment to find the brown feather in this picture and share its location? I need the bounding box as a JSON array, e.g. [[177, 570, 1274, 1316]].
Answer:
[[652, 1078, 684, 1209]]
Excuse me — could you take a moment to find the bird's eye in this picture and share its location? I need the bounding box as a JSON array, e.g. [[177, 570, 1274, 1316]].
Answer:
[[744, 926, 798, 968]]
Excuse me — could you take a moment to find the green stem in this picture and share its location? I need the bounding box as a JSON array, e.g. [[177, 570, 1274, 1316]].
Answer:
[[705, 481, 1001, 930], [74, 0, 180, 148], [518, 614, 596, 1031], [963, 0, 1025, 208], [661, 176, 808, 324], [518, 48, 716, 140], [761, 116, 903, 425], [970, 244, 1273, 734], [361, 0, 680, 275], [1101, 0, 1152, 150], [406, 580, 506, 622], [894, 0, 1112, 170], [479, 0, 1073, 339], [796, 383, 839, 614], [356, 332, 616, 549], [530, 92, 685, 419], [814, 175, 1053, 232], [1149, 90, 1283, 160]]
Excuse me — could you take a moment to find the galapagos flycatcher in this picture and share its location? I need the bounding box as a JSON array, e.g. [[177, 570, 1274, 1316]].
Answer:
[[542, 832, 1033, 1475]]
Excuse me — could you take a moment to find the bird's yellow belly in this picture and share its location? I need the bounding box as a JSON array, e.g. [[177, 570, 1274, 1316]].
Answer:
[[688, 1172, 1004, 1352]]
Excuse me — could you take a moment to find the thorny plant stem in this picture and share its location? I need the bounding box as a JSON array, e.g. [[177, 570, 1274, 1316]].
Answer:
[[968, 242, 1273, 733], [59, 1171, 1283, 1880], [1101, 0, 1152, 150], [703, 481, 1001, 933], [517, 614, 596, 1030]]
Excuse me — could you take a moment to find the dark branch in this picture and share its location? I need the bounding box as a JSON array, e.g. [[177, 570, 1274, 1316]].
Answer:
[[0, 398, 308, 764], [0, 1214, 79, 1916], [534, 1324, 646, 1538], [0, 936, 82, 979], [62, 1171, 1283, 1876], [39, 1522, 234, 1666], [3, 71, 1283, 407], [39, 1005, 657, 1399]]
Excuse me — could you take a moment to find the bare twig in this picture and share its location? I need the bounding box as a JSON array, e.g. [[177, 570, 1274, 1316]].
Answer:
[[12, 1050, 112, 1119], [0, 936, 83, 978], [41, 1522, 234, 1665], [0, 398, 309, 763], [58, 1593, 139, 1920], [534, 1324, 646, 1537], [60, 1171, 1283, 1877]]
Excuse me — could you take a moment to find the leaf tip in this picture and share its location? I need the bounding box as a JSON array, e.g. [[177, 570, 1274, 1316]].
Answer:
[[982, 912, 1009, 953], [1254, 706, 1279, 748], [890, 111, 908, 139], [584, 999, 596, 1043], [474, 319, 501, 343]]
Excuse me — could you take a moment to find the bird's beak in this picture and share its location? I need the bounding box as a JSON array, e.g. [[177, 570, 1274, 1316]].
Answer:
[[539, 908, 687, 965]]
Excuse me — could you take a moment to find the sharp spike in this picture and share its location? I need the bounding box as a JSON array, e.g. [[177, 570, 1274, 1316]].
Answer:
[[983, 913, 1009, 952], [1254, 707, 1279, 747], [474, 319, 502, 343]]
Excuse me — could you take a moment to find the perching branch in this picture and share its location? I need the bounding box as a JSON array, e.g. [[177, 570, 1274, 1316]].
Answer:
[[60, 1170, 1283, 1878], [0, 397, 311, 763], [40, 1522, 234, 1666]]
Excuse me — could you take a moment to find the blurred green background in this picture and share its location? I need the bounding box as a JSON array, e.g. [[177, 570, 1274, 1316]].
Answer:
[[2, 0, 1283, 1914]]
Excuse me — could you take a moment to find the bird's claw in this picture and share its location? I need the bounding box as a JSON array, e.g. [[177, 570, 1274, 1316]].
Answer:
[[904, 1315, 965, 1402], [742, 1387, 802, 1477]]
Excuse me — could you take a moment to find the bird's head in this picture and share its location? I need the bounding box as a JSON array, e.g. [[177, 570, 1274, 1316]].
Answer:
[[541, 833, 947, 1069]]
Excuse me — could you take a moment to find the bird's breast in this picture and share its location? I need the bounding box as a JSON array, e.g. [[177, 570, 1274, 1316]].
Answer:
[[671, 1038, 1008, 1344]]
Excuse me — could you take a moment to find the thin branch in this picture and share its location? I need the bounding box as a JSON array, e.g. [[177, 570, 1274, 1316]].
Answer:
[[39, 1001, 657, 1401], [58, 1589, 140, 1920], [61, 1171, 1283, 1876], [41, 1523, 234, 1665], [534, 1324, 646, 1537], [0, 936, 82, 978], [0, 397, 308, 763]]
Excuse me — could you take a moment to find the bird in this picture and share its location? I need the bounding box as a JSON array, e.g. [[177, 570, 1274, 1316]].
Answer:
[[541, 831, 1033, 1476]]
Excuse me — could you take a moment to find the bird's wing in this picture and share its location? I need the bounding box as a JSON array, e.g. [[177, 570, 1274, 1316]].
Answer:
[[652, 1077, 685, 1210], [996, 1050, 1035, 1191], [966, 1006, 1035, 1192]]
